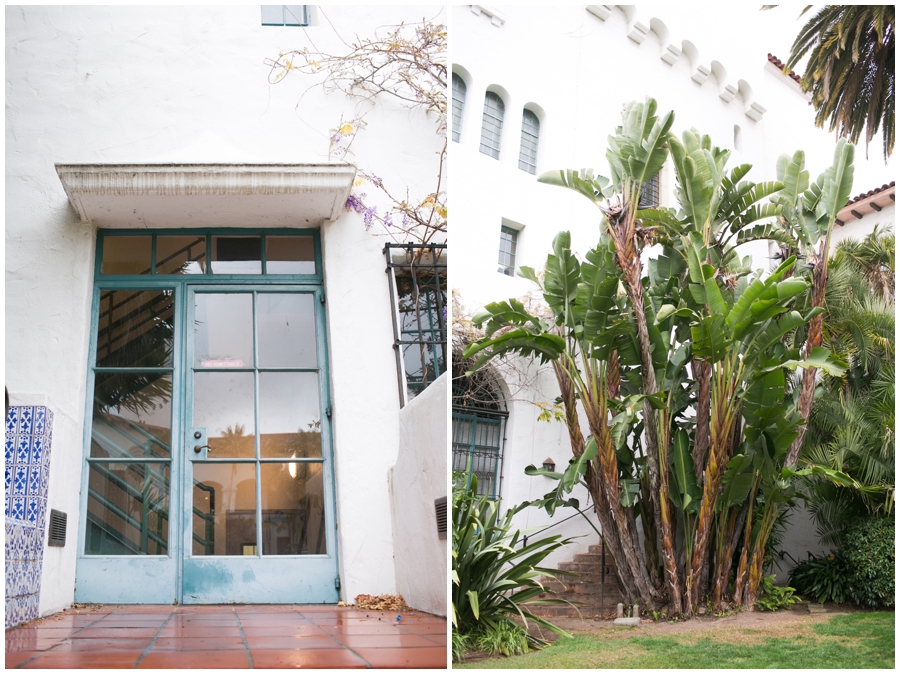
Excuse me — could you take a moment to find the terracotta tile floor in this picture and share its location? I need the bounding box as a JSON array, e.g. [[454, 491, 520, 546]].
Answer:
[[5, 605, 447, 669]]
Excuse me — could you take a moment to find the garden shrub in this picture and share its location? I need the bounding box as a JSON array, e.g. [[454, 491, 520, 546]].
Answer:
[[755, 574, 800, 611], [788, 551, 853, 604], [842, 516, 895, 607]]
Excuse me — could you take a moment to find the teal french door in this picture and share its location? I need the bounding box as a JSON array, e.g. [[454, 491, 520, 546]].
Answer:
[[76, 230, 339, 604]]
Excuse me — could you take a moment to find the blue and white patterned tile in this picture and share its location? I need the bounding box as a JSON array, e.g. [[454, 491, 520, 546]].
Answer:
[[27, 465, 42, 496], [12, 466, 27, 496], [9, 497, 26, 523], [5, 434, 14, 463], [4, 464, 11, 493], [33, 408, 46, 437], [6, 407, 17, 434], [15, 436, 30, 465], [30, 436, 44, 465], [25, 498, 39, 527], [18, 407, 33, 435]]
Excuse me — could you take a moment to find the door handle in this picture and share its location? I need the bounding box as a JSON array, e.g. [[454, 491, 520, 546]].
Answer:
[[194, 444, 211, 454]]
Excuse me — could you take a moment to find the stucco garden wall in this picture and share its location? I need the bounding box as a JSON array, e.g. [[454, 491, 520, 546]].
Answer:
[[390, 373, 448, 616]]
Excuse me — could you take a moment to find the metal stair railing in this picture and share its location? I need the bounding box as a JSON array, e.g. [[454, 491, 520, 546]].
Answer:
[[88, 421, 215, 555]]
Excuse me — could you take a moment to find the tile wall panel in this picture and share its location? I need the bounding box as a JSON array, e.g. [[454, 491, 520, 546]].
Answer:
[[5, 406, 54, 629]]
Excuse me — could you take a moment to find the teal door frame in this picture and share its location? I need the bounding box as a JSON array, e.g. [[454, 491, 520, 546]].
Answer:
[[75, 229, 340, 605]]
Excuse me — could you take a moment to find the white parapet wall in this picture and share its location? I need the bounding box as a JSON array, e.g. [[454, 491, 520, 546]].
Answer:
[[389, 373, 448, 617]]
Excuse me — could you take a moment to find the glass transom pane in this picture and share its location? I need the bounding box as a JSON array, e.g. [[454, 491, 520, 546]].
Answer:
[[211, 236, 262, 274], [101, 236, 151, 275], [266, 236, 315, 274], [156, 236, 207, 275]]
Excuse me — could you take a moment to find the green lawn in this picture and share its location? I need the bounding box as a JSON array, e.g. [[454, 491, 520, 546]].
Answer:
[[454, 612, 894, 669]]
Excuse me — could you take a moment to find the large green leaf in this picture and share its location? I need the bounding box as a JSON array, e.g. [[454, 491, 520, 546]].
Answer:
[[536, 168, 613, 203], [670, 429, 701, 511], [544, 231, 581, 326], [691, 314, 731, 362]]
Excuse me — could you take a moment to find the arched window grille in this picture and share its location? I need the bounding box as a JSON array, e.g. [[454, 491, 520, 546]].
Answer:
[[518, 109, 540, 174], [452, 73, 467, 143], [452, 359, 506, 499], [479, 91, 505, 159]]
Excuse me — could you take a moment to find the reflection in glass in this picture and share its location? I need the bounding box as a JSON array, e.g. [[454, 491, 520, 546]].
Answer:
[[266, 236, 316, 274], [96, 290, 175, 367], [261, 462, 326, 555], [101, 236, 152, 275], [156, 236, 206, 275], [85, 462, 169, 555], [91, 374, 172, 458], [396, 275, 446, 400], [193, 372, 255, 458], [193, 293, 253, 367], [259, 372, 321, 458], [257, 294, 317, 368], [211, 236, 262, 274], [192, 463, 256, 556]]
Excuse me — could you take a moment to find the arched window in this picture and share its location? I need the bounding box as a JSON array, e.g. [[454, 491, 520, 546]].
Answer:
[[479, 91, 505, 159], [451, 73, 467, 143], [452, 359, 506, 499], [518, 109, 540, 174]]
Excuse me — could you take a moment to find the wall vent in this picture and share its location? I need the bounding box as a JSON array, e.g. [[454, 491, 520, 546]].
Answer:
[[435, 496, 447, 540], [48, 509, 67, 547]]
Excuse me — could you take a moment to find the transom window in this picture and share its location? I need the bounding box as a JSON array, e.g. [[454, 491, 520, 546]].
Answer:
[[99, 232, 318, 277], [479, 91, 505, 159], [261, 5, 310, 26], [518, 109, 540, 174]]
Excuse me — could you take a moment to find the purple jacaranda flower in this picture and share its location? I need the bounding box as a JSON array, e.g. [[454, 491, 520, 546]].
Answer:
[[384, 212, 393, 228], [331, 134, 342, 144]]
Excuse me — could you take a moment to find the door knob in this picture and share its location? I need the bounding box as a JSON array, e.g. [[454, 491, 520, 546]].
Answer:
[[194, 444, 211, 454]]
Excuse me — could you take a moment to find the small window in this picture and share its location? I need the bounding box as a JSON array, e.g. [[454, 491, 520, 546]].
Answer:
[[518, 109, 540, 174], [452, 74, 467, 143], [639, 172, 661, 209], [261, 5, 309, 26], [498, 225, 517, 276], [479, 92, 505, 159]]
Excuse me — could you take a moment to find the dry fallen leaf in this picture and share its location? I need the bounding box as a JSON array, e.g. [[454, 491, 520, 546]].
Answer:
[[354, 594, 409, 611]]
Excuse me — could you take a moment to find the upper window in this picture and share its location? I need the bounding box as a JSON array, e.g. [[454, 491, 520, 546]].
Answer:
[[99, 232, 317, 277], [452, 74, 467, 143], [261, 5, 309, 26], [498, 225, 518, 276], [518, 109, 540, 174], [479, 92, 505, 159], [385, 243, 447, 406], [639, 172, 661, 209]]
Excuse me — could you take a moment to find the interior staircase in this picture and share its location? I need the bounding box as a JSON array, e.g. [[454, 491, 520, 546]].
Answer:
[[530, 540, 623, 620]]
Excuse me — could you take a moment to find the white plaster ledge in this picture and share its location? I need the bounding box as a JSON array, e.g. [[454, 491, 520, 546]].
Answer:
[[471, 5, 505, 26], [55, 163, 357, 228]]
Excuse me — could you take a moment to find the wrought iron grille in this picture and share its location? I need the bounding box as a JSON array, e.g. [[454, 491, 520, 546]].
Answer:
[[384, 243, 447, 407]]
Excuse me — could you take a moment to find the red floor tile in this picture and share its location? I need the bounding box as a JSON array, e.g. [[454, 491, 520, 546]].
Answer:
[[7, 627, 80, 639], [244, 635, 343, 650], [240, 625, 325, 637], [398, 622, 448, 634], [334, 633, 441, 649], [70, 627, 160, 639], [5, 636, 70, 653], [4, 651, 44, 668], [157, 626, 244, 638], [321, 624, 408, 636], [248, 648, 368, 669], [353, 646, 447, 668], [137, 649, 252, 669], [20, 651, 145, 668], [47, 637, 156, 652], [150, 636, 248, 651]]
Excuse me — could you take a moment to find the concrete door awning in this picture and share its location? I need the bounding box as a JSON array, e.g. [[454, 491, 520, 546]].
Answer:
[[55, 163, 357, 228]]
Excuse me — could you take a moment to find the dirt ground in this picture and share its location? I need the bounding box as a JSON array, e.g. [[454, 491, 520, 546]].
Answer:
[[541, 603, 878, 644]]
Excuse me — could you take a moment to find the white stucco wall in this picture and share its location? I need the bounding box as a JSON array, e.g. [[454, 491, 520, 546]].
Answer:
[[452, 5, 894, 573], [6, 4, 444, 614], [389, 373, 448, 617]]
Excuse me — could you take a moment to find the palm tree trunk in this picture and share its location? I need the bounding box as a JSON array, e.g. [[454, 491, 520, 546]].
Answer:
[[786, 240, 828, 468], [691, 361, 711, 481]]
